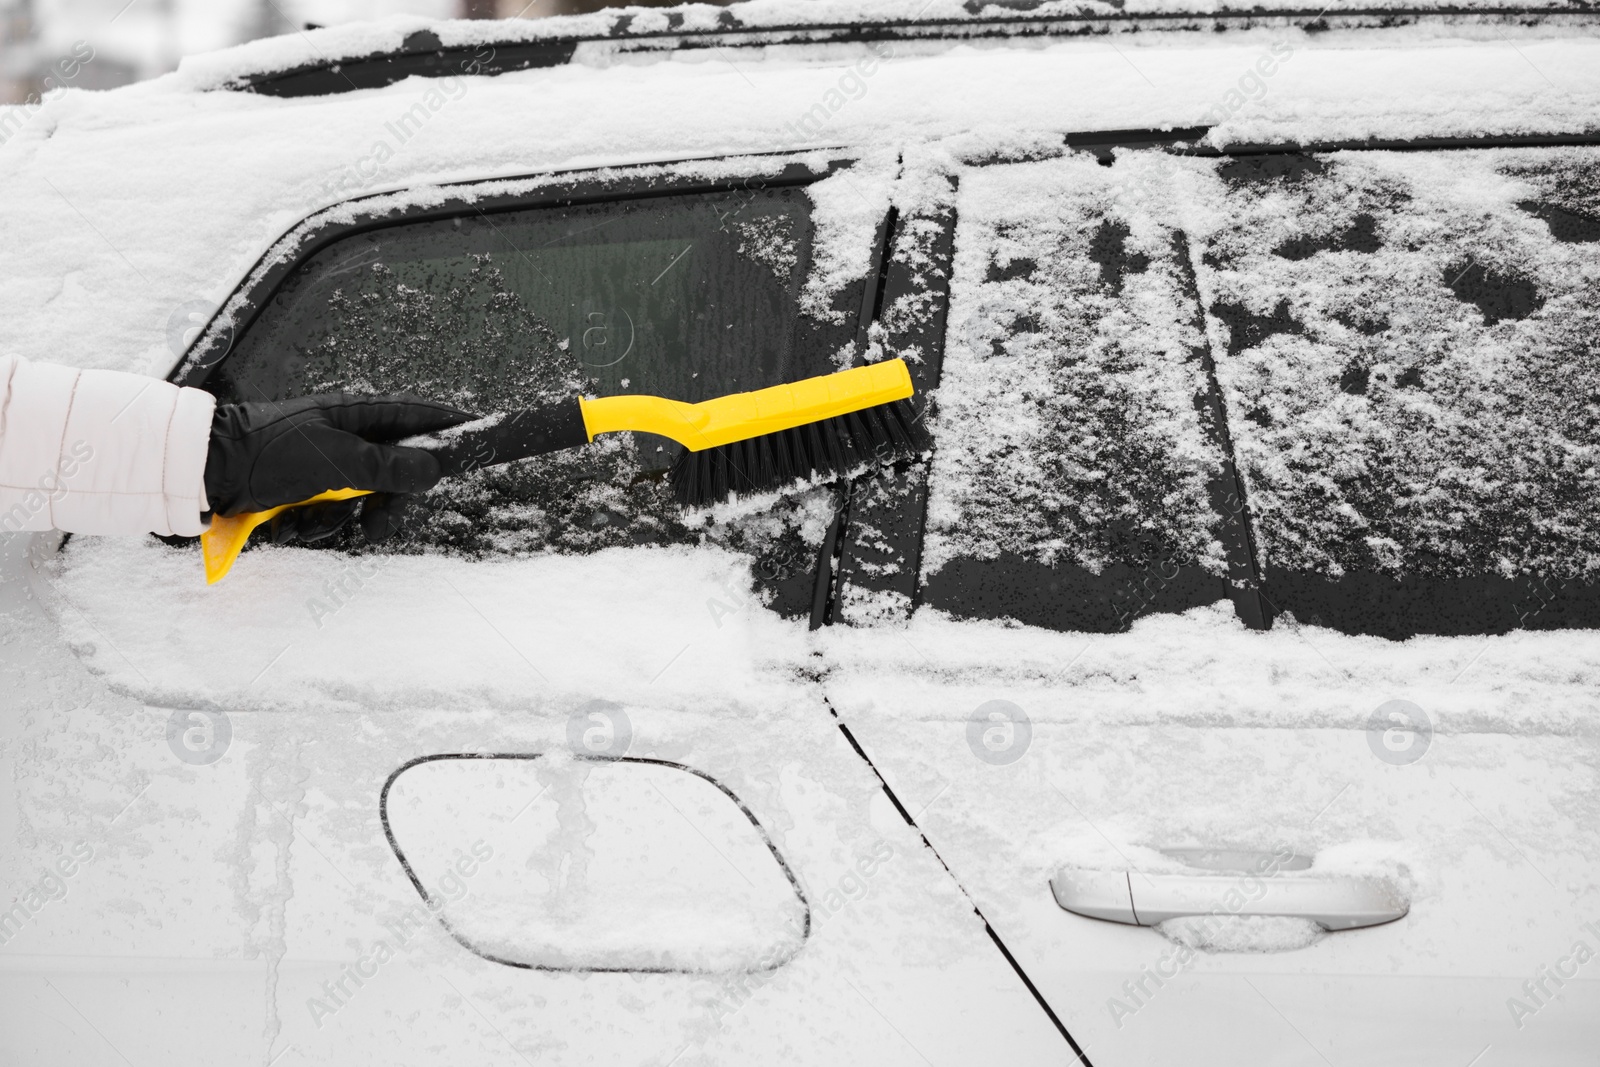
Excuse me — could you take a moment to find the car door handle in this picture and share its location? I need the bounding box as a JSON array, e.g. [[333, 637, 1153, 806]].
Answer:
[[1050, 867, 1409, 931]]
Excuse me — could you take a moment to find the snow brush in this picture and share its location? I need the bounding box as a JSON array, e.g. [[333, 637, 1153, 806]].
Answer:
[[200, 358, 927, 583]]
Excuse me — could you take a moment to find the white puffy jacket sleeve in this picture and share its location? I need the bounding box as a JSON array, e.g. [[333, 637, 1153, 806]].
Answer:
[[0, 356, 216, 536]]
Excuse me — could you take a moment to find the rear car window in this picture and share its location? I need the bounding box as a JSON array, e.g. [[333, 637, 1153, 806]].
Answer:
[[1188, 147, 1600, 635], [211, 183, 859, 613]]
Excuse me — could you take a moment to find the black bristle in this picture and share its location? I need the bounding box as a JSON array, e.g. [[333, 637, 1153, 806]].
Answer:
[[669, 399, 933, 507]]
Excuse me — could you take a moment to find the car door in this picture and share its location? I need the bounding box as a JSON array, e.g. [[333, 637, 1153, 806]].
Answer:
[[821, 144, 1600, 1065], [1, 153, 1073, 1066]]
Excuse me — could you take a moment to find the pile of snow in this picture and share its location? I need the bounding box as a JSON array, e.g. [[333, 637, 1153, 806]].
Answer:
[[815, 601, 1600, 733], [45, 534, 810, 713], [1157, 914, 1324, 952]]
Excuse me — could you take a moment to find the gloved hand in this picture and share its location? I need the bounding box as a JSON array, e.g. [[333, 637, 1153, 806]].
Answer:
[[204, 394, 476, 544]]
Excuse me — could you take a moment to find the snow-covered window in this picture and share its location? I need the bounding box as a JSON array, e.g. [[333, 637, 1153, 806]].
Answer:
[[1188, 147, 1600, 634], [921, 155, 1232, 632], [213, 184, 849, 609]]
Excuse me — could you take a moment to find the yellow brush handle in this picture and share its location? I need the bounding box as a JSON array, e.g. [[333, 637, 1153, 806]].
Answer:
[[201, 359, 916, 584], [200, 487, 371, 585], [577, 359, 913, 451]]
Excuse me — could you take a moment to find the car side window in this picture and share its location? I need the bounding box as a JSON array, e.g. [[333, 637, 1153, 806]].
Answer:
[[1189, 148, 1600, 636], [922, 155, 1235, 632], [210, 180, 859, 612]]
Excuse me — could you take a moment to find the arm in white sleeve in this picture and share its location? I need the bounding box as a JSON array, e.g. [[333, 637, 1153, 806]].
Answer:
[[0, 355, 216, 536]]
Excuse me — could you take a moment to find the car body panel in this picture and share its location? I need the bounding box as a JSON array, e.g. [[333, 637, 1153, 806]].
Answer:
[[0, 537, 1066, 1066], [821, 610, 1600, 1064]]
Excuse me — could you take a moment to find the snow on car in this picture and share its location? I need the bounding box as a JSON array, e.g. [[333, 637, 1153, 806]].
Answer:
[[3, 2, 1600, 1064]]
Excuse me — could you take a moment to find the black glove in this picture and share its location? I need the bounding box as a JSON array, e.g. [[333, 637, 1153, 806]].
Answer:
[[205, 394, 476, 544]]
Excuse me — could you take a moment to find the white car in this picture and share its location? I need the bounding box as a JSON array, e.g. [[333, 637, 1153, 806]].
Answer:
[[3, 3, 1600, 1064]]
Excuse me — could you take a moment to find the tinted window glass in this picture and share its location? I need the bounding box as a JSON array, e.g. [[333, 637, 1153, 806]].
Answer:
[[1189, 148, 1600, 635], [214, 187, 847, 604], [221, 190, 812, 458]]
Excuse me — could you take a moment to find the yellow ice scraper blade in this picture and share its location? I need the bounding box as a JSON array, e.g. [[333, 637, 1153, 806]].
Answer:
[[201, 487, 371, 584], [576, 359, 914, 451]]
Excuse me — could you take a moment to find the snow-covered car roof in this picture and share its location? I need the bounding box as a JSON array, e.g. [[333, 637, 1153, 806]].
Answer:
[[169, 0, 1600, 96]]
